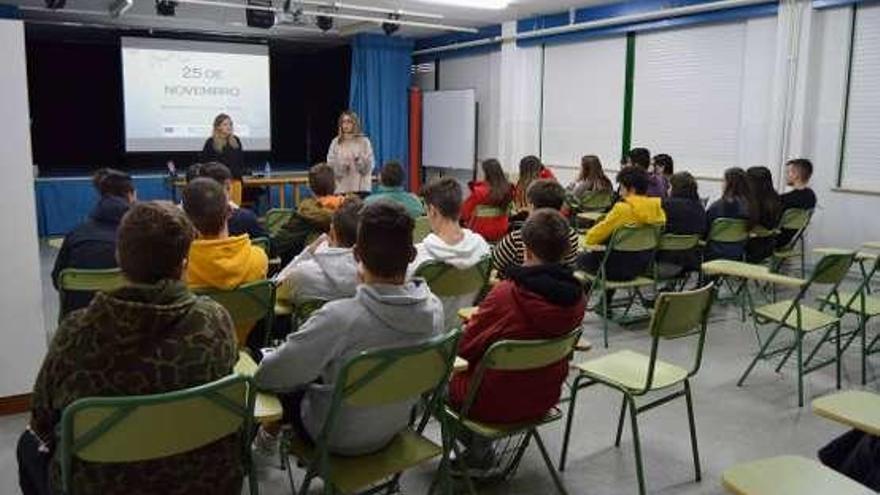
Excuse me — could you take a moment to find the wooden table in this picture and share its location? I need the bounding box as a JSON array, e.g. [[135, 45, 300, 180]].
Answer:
[[863, 241, 880, 250], [235, 351, 284, 423], [813, 390, 880, 436], [242, 174, 309, 209]]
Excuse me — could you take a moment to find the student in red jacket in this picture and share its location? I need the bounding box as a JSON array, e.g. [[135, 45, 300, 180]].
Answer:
[[450, 209, 586, 468], [461, 159, 513, 242]]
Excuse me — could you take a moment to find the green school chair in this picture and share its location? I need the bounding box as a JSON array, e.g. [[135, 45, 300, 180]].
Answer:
[[415, 255, 493, 308], [770, 208, 814, 277], [262, 208, 294, 237], [413, 216, 432, 243], [283, 330, 461, 495], [704, 218, 751, 316], [57, 268, 127, 322], [656, 233, 703, 291], [251, 236, 271, 254], [443, 328, 583, 495], [579, 224, 661, 348], [58, 374, 258, 495], [721, 455, 872, 495], [559, 285, 715, 495], [195, 280, 275, 348], [738, 250, 855, 407], [818, 251, 880, 385], [568, 190, 613, 230]]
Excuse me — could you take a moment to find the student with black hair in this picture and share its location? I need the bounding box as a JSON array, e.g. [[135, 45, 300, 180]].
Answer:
[[51, 168, 137, 314], [254, 201, 443, 463], [778, 158, 818, 247], [745, 166, 782, 263], [653, 153, 674, 179], [450, 209, 585, 468], [578, 166, 666, 280], [627, 147, 668, 198], [462, 159, 514, 242], [275, 197, 363, 305], [365, 161, 424, 218], [493, 179, 580, 276], [659, 172, 707, 276], [705, 167, 757, 260]]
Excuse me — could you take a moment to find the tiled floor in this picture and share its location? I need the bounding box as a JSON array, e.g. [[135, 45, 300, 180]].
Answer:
[[1, 244, 876, 494]]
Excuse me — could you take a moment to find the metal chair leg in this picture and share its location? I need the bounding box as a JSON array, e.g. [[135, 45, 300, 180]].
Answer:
[[627, 395, 647, 495], [835, 322, 842, 390], [684, 380, 701, 482], [797, 329, 805, 408], [559, 374, 583, 471], [614, 394, 627, 447], [534, 430, 569, 495], [738, 324, 785, 386]]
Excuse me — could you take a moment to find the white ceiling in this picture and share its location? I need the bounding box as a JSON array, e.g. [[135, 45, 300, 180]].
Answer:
[[13, 0, 614, 42]]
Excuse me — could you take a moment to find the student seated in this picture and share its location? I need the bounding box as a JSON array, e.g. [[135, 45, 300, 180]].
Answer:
[[365, 161, 425, 218], [182, 178, 268, 290], [778, 158, 817, 247], [653, 153, 674, 180], [275, 197, 362, 305], [254, 201, 444, 459], [659, 172, 707, 276], [705, 167, 757, 261], [567, 155, 612, 200], [195, 162, 268, 240], [411, 177, 491, 330], [745, 166, 782, 263], [18, 201, 241, 495], [51, 169, 135, 315], [627, 147, 668, 198], [449, 209, 585, 464], [274, 163, 344, 265], [578, 166, 666, 280], [513, 155, 544, 213], [493, 180, 579, 276], [461, 159, 513, 242]]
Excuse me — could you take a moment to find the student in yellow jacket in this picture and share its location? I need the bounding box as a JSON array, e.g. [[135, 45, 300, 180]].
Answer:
[[579, 166, 666, 281], [182, 178, 269, 343]]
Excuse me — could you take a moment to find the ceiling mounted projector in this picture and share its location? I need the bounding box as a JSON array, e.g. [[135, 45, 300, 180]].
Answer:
[[315, 14, 333, 32], [155, 0, 177, 16], [382, 14, 400, 36]]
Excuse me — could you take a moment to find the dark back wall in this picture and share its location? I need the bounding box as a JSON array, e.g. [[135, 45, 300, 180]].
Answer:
[[25, 24, 351, 175]]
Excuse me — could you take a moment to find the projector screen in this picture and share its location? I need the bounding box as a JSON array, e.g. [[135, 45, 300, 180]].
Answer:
[[121, 37, 271, 152]]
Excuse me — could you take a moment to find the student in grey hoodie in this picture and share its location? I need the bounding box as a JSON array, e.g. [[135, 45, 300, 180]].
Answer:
[[254, 200, 444, 459], [274, 197, 362, 305], [409, 177, 491, 330]]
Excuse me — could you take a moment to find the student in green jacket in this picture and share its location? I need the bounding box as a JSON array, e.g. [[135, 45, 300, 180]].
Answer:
[[365, 161, 425, 218]]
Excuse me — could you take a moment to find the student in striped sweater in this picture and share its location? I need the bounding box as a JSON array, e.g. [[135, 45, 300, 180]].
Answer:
[[492, 179, 579, 278]]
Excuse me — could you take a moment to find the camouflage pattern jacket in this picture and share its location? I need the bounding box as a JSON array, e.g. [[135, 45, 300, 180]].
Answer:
[[30, 279, 241, 495]]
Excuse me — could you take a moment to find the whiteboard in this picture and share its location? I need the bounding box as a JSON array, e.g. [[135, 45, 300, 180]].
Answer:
[[422, 89, 477, 171]]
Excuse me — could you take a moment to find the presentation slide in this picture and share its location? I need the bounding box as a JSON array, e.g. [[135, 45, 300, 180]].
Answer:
[[121, 37, 271, 152]]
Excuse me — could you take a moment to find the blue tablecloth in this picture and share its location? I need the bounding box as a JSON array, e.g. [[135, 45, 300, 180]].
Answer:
[[35, 175, 173, 236]]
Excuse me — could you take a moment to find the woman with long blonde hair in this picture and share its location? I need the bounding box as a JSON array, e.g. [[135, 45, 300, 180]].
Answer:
[[200, 113, 245, 203], [327, 110, 375, 194]]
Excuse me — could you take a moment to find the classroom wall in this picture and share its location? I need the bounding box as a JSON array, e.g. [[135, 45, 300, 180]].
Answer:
[[0, 19, 48, 397], [424, 4, 880, 253]]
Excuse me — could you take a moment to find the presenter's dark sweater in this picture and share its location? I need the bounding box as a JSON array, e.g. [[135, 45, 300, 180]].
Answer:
[[201, 137, 246, 179]]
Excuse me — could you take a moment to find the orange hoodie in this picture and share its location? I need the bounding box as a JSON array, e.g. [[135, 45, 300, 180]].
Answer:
[[186, 234, 269, 290]]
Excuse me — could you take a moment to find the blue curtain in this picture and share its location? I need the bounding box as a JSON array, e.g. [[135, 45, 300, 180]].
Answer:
[[349, 34, 414, 189]]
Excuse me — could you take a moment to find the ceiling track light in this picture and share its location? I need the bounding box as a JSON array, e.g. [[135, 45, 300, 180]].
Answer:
[[293, 0, 444, 20], [296, 9, 478, 33]]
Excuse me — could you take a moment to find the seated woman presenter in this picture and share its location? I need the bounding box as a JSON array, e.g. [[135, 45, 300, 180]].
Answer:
[[327, 111, 375, 196], [201, 113, 245, 204]]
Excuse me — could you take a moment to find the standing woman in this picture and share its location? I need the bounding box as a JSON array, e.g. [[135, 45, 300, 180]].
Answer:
[[201, 113, 245, 204], [327, 111, 375, 195]]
